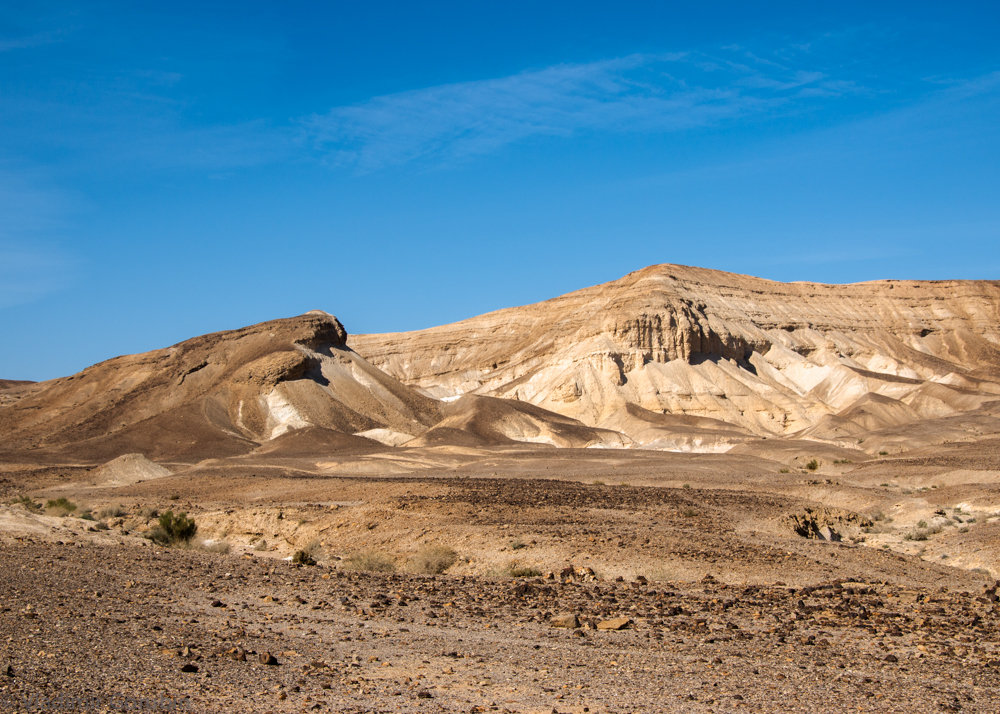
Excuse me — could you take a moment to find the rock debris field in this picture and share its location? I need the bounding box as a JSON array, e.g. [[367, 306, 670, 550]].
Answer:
[[2, 539, 1000, 713]]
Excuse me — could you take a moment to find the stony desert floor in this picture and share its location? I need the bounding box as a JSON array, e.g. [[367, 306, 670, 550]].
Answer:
[[3, 440, 1000, 712]]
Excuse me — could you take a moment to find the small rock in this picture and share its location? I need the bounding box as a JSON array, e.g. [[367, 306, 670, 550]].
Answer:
[[550, 614, 580, 629], [416, 690, 433, 699], [4, 664, 13, 677], [211, 599, 225, 608], [179, 663, 199, 673], [259, 652, 278, 666], [596, 617, 632, 631], [884, 654, 898, 663]]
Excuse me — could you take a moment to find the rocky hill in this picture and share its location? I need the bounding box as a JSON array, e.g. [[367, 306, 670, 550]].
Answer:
[[351, 264, 1000, 452], [5, 266, 999, 461], [0, 312, 442, 460]]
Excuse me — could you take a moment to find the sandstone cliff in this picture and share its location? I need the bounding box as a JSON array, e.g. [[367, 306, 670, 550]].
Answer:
[[350, 265, 1000, 450]]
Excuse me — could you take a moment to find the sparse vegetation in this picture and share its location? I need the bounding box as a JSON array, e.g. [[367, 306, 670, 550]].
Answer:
[[10, 495, 42, 513], [681, 507, 699, 518], [253, 538, 269, 551], [503, 562, 542, 578], [904, 521, 943, 542], [146, 510, 197, 546], [344, 549, 396, 573], [138, 506, 159, 520], [779, 468, 790, 474], [97, 505, 127, 519], [410, 545, 458, 574], [292, 539, 323, 565], [879, 451, 889, 456], [805, 459, 819, 471], [509, 539, 527, 550], [45, 497, 77, 517]]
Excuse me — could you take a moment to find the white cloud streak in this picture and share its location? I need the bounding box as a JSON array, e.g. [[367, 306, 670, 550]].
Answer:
[[303, 49, 859, 170]]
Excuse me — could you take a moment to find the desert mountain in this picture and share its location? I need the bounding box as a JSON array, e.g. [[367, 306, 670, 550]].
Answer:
[[0, 312, 442, 461], [350, 264, 1000, 452], [4, 265, 999, 462]]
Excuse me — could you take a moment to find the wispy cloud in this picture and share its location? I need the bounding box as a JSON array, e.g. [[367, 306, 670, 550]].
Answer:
[[0, 29, 65, 52], [303, 48, 860, 170]]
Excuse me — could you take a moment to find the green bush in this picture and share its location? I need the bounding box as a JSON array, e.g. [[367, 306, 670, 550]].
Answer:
[[146, 510, 197, 545], [410, 545, 457, 574], [805, 459, 819, 471]]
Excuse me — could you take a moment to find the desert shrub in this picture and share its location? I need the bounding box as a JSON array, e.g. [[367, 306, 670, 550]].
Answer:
[[410, 545, 457, 574], [503, 562, 542, 578], [138, 506, 159, 520], [11, 495, 42, 513], [681, 507, 698, 518], [146, 510, 197, 546], [879, 451, 889, 456], [199, 540, 231, 554], [344, 549, 395, 573], [78, 507, 95, 521], [779, 468, 790, 474], [509, 539, 527, 551], [253, 538, 269, 551], [682, 483, 692, 490], [45, 497, 77, 516], [805, 459, 819, 471], [904, 530, 929, 542], [917, 520, 927, 528], [292, 539, 322, 565], [97, 505, 127, 519]]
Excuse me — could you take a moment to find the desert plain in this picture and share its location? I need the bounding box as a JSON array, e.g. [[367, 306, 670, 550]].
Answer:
[[2, 264, 1000, 712]]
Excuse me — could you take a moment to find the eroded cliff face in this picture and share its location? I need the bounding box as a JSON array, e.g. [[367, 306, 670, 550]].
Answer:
[[350, 265, 1000, 449]]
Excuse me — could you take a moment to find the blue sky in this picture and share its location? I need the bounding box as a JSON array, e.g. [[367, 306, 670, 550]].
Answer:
[[2, 1, 999, 380]]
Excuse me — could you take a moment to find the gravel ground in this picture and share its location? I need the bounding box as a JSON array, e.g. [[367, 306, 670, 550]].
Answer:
[[3, 540, 1000, 713]]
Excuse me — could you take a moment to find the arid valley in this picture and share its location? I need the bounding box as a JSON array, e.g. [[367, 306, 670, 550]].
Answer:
[[3, 264, 1000, 712]]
